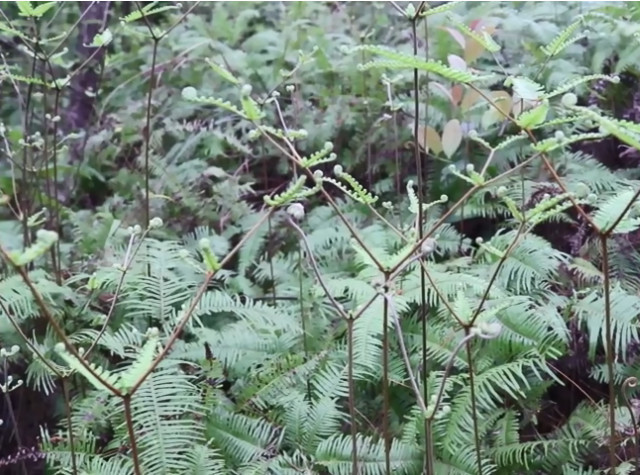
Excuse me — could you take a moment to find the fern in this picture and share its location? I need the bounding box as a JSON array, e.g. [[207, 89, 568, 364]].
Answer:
[[541, 16, 586, 57], [315, 433, 422, 475], [351, 45, 485, 83]]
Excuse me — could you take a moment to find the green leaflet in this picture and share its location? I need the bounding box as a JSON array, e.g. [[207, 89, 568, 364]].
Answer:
[[205, 58, 240, 85], [516, 100, 549, 129], [505, 76, 545, 101]]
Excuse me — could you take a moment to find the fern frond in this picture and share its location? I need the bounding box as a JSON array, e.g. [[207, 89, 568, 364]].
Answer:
[[54, 344, 118, 392], [207, 408, 281, 466], [351, 45, 483, 83], [575, 285, 640, 359], [315, 433, 422, 475], [545, 74, 619, 99], [205, 58, 240, 85], [505, 76, 545, 101], [532, 132, 610, 153], [493, 132, 529, 151], [574, 106, 640, 151], [421, 1, 462, 17], [119, 368, 209, 474], [181, 88, 247, 119], [541, 17, 586, 57], [448, 15, 501, 53], [591, 188, 640, 234], [120, 1, 178, 23]]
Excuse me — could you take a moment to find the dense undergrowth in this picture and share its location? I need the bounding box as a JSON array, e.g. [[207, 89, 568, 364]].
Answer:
[[3, 1, 640, 474]]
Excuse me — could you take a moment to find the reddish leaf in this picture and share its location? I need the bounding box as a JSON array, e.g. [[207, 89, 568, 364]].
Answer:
[[451, 84, 464, 106]]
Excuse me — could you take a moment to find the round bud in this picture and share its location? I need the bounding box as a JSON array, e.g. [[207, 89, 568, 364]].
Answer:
[[287, 202, 305, 220], [554, 130, 565, 140], [149, 217, 163, 229], [421, 237, 437, 256], [478, 321, 502, 338], [575, 182, 590, 198], [561, 93, 578, 107], [241, 84, 253, 96], [181, 86, 198, 100], [333, 164, 343, 175]]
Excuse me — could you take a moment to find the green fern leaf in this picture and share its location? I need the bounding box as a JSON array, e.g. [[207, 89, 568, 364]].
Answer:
[[421, 1, 462, 17], [448, 15, 501, 53], [541, 17, 585, 57], [205, 58, 240, 85], [505, 76, 545, 101], [54, 344, 119, 392], [592, 188, 640, 234], [351, 45, 483, 83], [574, 106, 640, 151], [545, 74, 619, 99], [120, 2, 179, 23], [116, 329, 160, 393]]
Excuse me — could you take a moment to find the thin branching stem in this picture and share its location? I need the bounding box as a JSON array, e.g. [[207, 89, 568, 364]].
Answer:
[[61, 377, 77, 475], [382, 275, 391, 474], [346, 316, 359, 474], [84, 229, 151, 358], [297, 244, 312, 401], [465, 335, 484, 475], [601, 234, 618, 473], [2, 358, 26, 475], [142, 39, 159, 231], [123, 395, 142, 475], [0, 246, 123, 396], [129, 209, 274, 394]]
